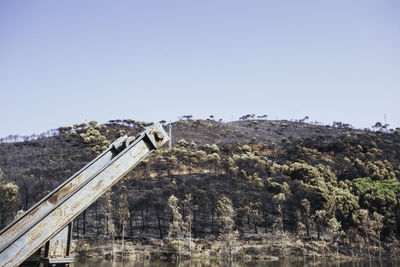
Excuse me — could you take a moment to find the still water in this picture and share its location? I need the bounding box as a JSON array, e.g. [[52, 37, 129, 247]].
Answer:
[[73, 258, 399, 267]]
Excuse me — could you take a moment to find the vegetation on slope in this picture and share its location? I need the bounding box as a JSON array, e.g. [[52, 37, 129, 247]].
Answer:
[[0, 117, 399, 259]]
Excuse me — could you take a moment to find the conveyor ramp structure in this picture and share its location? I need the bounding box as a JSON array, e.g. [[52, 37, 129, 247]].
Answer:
[[0, 124, 169, 266]]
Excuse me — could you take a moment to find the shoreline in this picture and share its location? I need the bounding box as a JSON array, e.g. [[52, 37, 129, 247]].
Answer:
[[73, 236, 400, 261]]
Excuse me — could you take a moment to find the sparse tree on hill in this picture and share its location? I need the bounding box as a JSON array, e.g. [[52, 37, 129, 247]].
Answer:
[[296, 209, 306, 237], [257, 114, 268, 120], [20, 174, 35, 210], [243, 201, 261, 233], [117, 192, 130, 256], [273, 193, 287, 256], [104, 190, 116, 259], [358, 209, 384, 263], [327, 217, 342, 260], [216, 196, 239, 261], [0, 169, 20, 227], [301, 199, 313, 237], [88, 120, 98, 127], [315, 209, 327, 239], [183, 193, 194, 257], [168, 195, 184, 260], [273, 193, 286, 236], [182, 115, 193, 120], [372, 122, 383, 131]]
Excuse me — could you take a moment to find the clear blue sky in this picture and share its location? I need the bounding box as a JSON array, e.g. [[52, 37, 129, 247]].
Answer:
[[0, 0, 399, 137]]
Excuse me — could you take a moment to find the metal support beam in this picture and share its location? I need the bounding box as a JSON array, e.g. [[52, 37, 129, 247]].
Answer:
[[0, 124, 168, 266]]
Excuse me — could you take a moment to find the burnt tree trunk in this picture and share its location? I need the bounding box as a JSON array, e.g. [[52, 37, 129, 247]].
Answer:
[[157, 212, 163, 239]]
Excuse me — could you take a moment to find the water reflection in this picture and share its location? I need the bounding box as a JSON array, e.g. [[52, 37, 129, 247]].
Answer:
[[73, 258, 399, 267]]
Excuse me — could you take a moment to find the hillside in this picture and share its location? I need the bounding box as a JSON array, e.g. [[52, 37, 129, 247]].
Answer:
[[0, 119, 399, 259]]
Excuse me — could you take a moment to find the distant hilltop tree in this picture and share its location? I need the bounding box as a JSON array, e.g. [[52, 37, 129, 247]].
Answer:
[[332, 121, 352, 129], [372, 121, 389, 132], [239, 114, 250, 120], [108, 119, 139, 127], [240, 114, 268, 121], [299, 116, 309, 123], [181, 115, 193, 120], [257, 114, 268, 120], [88, 121, 98, 127], [239, 114, 254, 121], [73, 122, 87, 129], [58, 126, 72, 134]]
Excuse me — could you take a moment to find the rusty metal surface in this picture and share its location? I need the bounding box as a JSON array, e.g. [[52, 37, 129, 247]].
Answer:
[[47, 225, 69, 258], [0, 125, 168, 267], [0, 144, 116, 250]]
